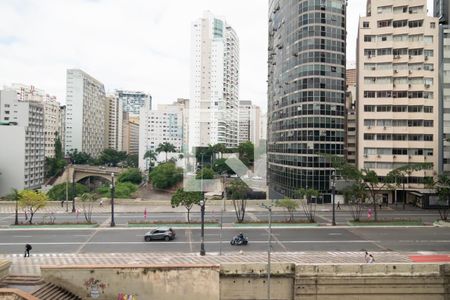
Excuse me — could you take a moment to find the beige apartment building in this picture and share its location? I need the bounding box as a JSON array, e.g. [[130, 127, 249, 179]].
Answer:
[[357, 0, 439, 200], [346, 69, 357, 166]]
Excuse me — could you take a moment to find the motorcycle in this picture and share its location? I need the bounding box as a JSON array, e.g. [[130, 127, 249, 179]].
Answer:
[[230, 235, 248, 246]]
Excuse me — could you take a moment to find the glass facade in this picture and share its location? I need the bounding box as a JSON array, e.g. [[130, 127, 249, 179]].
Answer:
[[268, 0, 346, 197]]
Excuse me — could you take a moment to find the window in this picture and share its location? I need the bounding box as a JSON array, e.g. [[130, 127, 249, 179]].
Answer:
[[431, 22, 436, 29], [378, 20, 392, 28], [424, 50, 434, 57], [409, 20, 423, 28], [393, 6, 407, 14], [364, 35, 375, 42], [363, 21, 370, 28], [424, 36, 433, 43], [393, 20, 407, 28]]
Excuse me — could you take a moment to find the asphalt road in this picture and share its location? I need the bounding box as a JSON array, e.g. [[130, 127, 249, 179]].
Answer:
[[0, 227, 449, 254], [0, 210, 442, 226]]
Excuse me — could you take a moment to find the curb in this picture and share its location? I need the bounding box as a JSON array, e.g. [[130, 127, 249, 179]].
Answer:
[[8, 224, 99, 229]]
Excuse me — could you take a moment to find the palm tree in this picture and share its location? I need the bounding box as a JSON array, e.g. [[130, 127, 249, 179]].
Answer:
[[156, 142, 176, 162], [213, 143, 227, 159], [143, 149, 157, 170]]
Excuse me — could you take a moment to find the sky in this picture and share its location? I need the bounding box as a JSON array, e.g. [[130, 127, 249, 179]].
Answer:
[[0, 0, 435, 111]]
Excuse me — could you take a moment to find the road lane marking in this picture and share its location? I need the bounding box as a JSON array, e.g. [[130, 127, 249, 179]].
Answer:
[[328, 233, 342, 236], [73, 235, 91, 237], [13, 236, 32, 238]]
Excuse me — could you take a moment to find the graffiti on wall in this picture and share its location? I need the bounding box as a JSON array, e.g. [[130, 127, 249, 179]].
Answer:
[[117, 293, 137, 300], [83, 277, 106, 298]]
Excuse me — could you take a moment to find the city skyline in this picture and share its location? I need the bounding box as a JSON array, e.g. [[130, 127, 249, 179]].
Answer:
[[0, 1, 435, 111]]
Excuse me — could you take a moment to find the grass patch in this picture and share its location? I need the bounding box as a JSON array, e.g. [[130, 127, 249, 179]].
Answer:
[[348, 219, 423, 226]]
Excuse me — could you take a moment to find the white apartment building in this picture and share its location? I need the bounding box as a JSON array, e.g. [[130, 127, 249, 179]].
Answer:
[[260, 113, 267, 142], [0, 89, 45, 195], [105, 94, 123, 151], [116, 90, 152, 116], [189, 11, 239, 152], [6, 84, 60, 158], [65, 69, 106, 158], [139, 105, 183, 171], [238, 100, 261, 147], [357, 0, 439, 196], [159, 98, 190, 152]]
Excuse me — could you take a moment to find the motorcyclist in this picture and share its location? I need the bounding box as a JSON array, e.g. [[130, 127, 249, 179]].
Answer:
[[238, 232, 244, 241]]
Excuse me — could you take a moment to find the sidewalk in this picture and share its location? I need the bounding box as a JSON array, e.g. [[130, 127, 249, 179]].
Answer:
[[0, 251, 416, 276]]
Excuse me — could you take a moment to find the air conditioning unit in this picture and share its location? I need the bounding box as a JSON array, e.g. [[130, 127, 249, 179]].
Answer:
[[409, 155, 412, 159], [393, 84, 396, 87], [364, 154, 368, 158], [409, 84, 412, 88], [377, 154, 381, 158], [368, 126, 371, 129], [409, 70, 412, 74], [383, 126, 387, 130], [371, 67, 376, 70], [393, 155, 397, 158], [424, 156, 427, 160], [394, 70, 398, 73], [425, 56, 429, 60], [425, 84, 431, 88], [409, 55, 412, 59]]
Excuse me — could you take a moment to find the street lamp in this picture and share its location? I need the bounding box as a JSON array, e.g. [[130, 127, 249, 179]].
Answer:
[[14, 192, 18, 226], [71, 166, 76, 213], [219, 172, 227, 256], [199, 199, 205, 256], [260, 202, 273, 300], [331, 171, 336, 226], [110, 172, 116, 227]]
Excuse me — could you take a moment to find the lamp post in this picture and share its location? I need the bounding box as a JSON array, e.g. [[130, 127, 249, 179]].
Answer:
[[219, 173, 227, 256], [110, 172, 116, 227], [71, 167, 76, 213], [200, 199, 206, 256], [331, 171, 336, 226], [14, 193, 18, 226], [260, 202, 273, 300]]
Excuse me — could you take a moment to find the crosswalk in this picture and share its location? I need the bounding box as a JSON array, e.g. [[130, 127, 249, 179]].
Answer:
[[0, 251, 413, 276]]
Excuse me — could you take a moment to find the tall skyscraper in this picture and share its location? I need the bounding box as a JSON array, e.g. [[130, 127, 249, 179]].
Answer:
[[105, 94, 123, 151], [6, 84, 60, 158], [435, 0, 450, 175], [189, 11, 239, 152], [239, 100, 261, 147], [65, 69, 106, 158], [358, 0, 439, 196], [0, 88, 45, 194], [345, 69, 357, 166], [267, 0, 347, 197], [116, 90, 152, 116]]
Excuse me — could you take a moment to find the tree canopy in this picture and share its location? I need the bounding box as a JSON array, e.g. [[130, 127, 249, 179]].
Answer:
[[67, 149, 92, 164], [19, 190, 48, 224], [156, 142, 177, 162], [149, 162, 183, 189], [47, 183, 89, 201], [196, 167, 215, 180], [238, 141, 254, 167], [96, 182, 138, 198], [98, 148, 128, 167], [170, 188, 202, 223], [118, 168, 143, 185]]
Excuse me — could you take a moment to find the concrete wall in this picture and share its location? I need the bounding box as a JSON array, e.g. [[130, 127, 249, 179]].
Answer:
[[0, 289, 39, 300], [40, 263, 450, 300], [41, 265, 220, 300], [0, 259, 11, 281]]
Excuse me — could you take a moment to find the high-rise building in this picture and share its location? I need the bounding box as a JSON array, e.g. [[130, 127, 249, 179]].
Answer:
[[159, 98, 190, 152], [0, 89, 45, 194], [65, 69, 106, 158], [139, 104, 183, 171], [189, 11, 239, 152], [435, 0, 450, 175], [238, 100, 261, 147], [260, 112, 267, 142], [59, 105, 66, 155], [267, 0, 347, 197], [358, 0, 439, 195], [116, 90, 152, 116], [122, 112, 139, 155], [345, 69, 357, 166], [6, 84, 60, 158], [105, 94, 123, 151]]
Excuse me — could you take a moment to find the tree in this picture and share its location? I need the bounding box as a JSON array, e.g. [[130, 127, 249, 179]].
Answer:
[[143, 150, 157, 170], [430, 174, 450, 221], [226, 179, 250, 223], [342, 183, 368, 222], [19, 190, 48, 224], [47, 183, 89, 201], [156, 142, 177, 162], [44, 136, 67, 178], [389, 163, 433, 209], [98, 148, 127, 167], [79, 193, 98, 223], [295, 188, 320, 223], [126, 154, 139, 168], [212, 158, 234, 175], [196, 167, 215, 180], [213, 143, 227, 159], [238, 141, 254, 167], [171, 188, 202, 223], [276, 197, 299, 222], [67, 149, 92, 164], [118, 168, 143, 185], [54, 134, 63, 161], [96, 182, 138, 198], [149, 162, 183, 190]]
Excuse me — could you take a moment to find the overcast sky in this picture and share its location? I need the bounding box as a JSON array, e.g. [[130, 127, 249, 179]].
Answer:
[[0, 0, 434, 111]]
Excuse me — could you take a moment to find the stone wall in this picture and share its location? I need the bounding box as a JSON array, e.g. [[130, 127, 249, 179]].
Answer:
[[40, 263, 450, 300], [0, 288, 39, 300], [41, 264, 220, 300], [0, 259, 11, 281]]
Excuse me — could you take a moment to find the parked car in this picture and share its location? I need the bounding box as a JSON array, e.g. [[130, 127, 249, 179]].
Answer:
[[144, 227, 176, 241]]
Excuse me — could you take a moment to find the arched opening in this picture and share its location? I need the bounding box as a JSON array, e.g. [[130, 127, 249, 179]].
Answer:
[[77, 175, 110, 192]]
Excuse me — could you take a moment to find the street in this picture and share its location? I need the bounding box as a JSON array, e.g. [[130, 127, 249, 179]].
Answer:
[[0, 227, 449, 254], [0, 209, 443, 226]]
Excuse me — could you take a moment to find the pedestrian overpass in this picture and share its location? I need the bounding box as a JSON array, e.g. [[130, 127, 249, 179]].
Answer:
[[52, 165, 125, 186]]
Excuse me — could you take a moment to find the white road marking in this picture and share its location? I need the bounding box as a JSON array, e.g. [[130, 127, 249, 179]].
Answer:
[[328, 233, 342, 236], [13, 236, 32, 238]]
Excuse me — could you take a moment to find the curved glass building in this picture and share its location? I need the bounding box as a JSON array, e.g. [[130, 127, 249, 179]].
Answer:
[[267, 0, 347, 197]]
